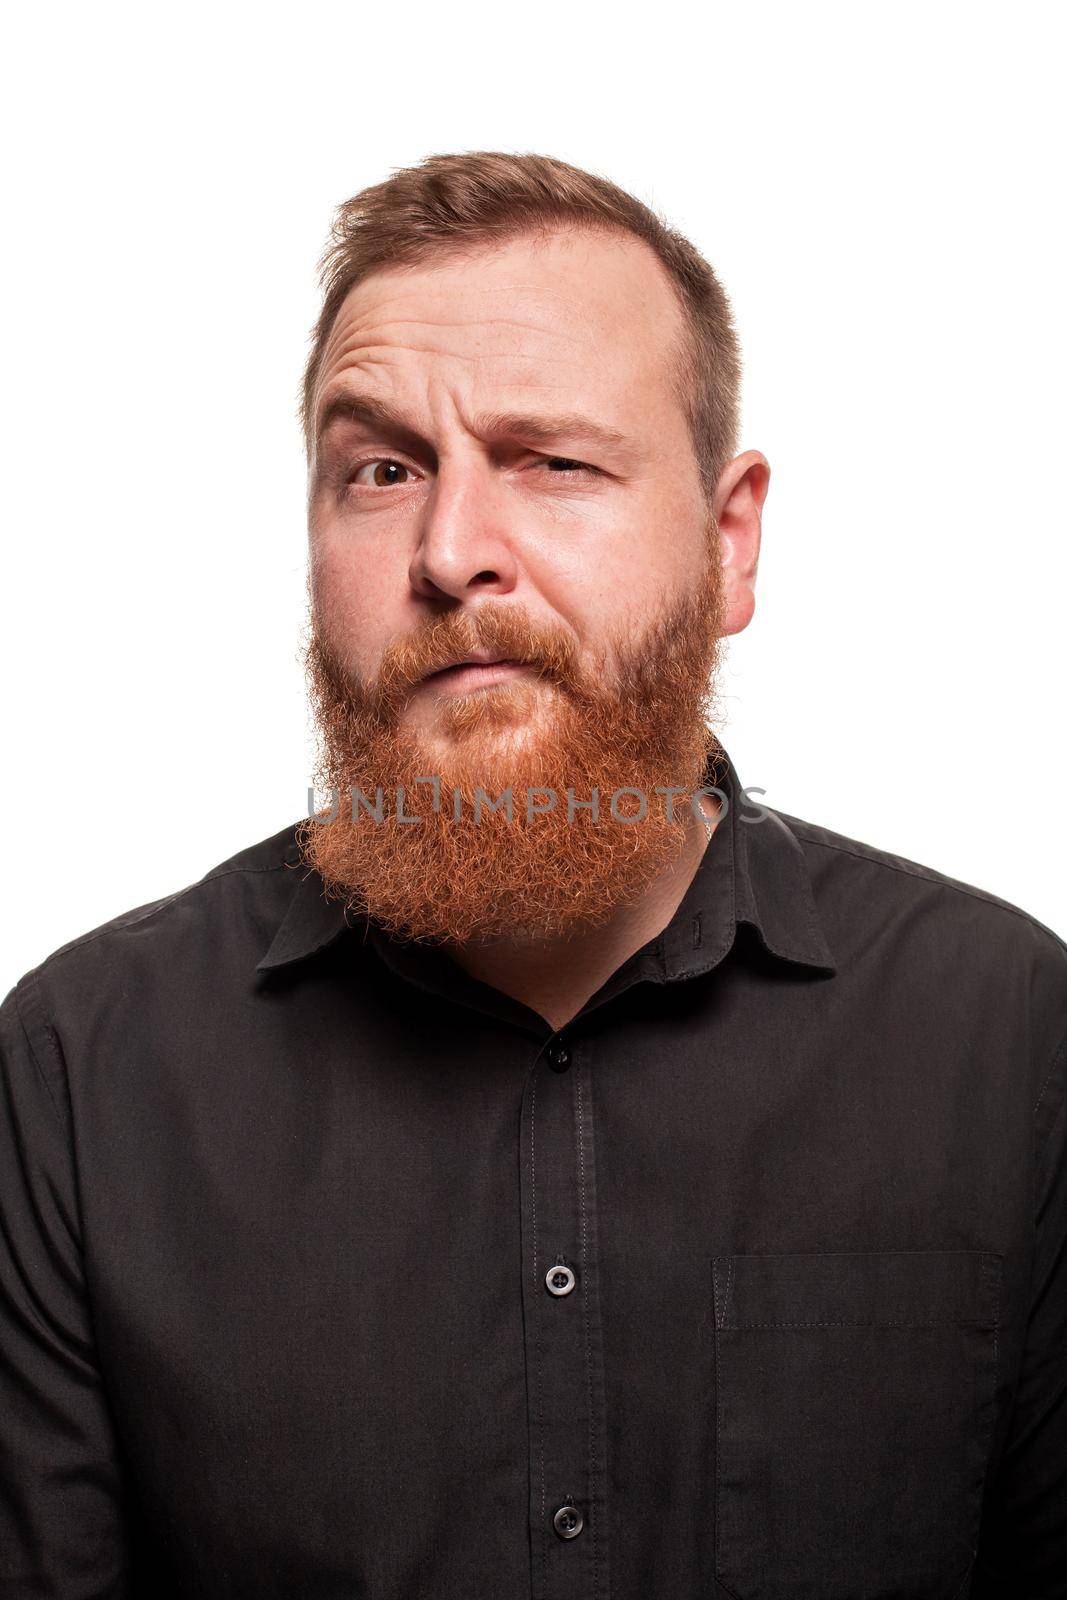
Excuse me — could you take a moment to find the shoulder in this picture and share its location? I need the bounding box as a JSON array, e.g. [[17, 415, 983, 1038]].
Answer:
[[779, 807, 1067, 964], [774, 808, 1067, 1094], [5, 822, 307, 1021]]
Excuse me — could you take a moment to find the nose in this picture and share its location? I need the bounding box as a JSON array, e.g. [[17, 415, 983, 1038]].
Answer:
[[408, 456, 520, 603]]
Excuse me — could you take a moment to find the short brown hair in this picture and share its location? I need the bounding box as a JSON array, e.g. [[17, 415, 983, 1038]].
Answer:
[[300, 151, 742, 505]]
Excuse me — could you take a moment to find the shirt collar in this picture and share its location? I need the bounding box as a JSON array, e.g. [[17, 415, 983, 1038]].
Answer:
[[255, 748, 836, 993]]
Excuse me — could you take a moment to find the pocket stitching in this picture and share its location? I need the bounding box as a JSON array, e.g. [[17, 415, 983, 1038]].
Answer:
[[714, 1279, 744, 1600], [719, 1318, 991, 1329], [718, 1257, 734, 1330], [711, 1250, 1002, 1600], [712, 1249, 1000, 1329]]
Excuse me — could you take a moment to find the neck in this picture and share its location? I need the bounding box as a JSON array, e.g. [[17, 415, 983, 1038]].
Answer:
[[443, 796, 720, 1032]]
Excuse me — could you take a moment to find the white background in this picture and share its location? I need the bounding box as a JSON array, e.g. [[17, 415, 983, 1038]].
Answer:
[[2, 2, 1064, 991]]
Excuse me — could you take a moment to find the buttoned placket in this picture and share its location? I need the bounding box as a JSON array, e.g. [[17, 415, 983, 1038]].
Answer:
[[345, 927, 616, 1598], [520, 1028, 610, 1600]]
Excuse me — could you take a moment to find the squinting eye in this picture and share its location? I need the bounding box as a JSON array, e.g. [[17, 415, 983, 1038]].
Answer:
[[542, 457, 593, 474], [349, 459, 415, 489]]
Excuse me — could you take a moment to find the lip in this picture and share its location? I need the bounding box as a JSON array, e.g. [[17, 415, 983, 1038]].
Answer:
[[420, 658, 529, 694]]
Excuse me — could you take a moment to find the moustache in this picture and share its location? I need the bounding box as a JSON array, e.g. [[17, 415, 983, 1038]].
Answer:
[[367, 605, 585, 720]]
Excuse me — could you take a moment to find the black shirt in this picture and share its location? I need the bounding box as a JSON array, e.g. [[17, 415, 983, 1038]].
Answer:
[[1, 752, 1065, 1600]]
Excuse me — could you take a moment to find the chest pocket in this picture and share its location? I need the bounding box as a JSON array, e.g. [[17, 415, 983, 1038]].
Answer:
[[710, 1249, 1001, 1600]]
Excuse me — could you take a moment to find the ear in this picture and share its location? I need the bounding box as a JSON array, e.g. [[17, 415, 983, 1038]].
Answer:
[[714, 450, 769, 636]]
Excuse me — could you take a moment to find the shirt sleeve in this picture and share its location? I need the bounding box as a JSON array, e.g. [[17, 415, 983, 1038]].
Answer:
[[0, 973, 132, 1598], [973, 1031, 1067, 1596]]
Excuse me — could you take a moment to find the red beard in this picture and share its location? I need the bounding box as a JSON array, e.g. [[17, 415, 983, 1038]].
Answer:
[[298, 539, 727, 944]]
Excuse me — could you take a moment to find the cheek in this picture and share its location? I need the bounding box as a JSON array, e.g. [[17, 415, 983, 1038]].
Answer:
[[521, 505, 688, 658], [547, 513, 688, 619], [310, 536, 407, 674]]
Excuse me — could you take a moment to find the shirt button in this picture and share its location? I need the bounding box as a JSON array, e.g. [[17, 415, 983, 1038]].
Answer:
[[547, 1039, 570, 1072], [545, 1263, 576, 1297], [553, 1503, 584, 1539]]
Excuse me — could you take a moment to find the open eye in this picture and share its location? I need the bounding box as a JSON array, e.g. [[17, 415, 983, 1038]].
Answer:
[[348, 459, 416, 489]]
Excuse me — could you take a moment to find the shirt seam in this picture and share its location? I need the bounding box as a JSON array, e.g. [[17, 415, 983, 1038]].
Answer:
[[1032, 1031, 1067, 1189], [788, 824, 1067, 954], [27, 861, 294, 980], [1033, 1030, 1067, 1118], [12, 973, 66, 1126]]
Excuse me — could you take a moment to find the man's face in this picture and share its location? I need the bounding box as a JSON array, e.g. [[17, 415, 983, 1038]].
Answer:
[[301, 225, 745, 944]]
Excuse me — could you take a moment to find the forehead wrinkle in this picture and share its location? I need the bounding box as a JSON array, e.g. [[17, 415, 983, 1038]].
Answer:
[[334, 312, 572, 337], [321, 317, 576, 377], [326, 341, 558, 371], [314, 350, 557, 431], [322, 277, 594, 361], [314, 321, 590, 434]]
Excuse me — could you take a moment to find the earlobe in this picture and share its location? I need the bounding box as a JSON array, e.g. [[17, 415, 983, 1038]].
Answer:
[[715, 450, 769, 637], [721, 581, 757, 637]]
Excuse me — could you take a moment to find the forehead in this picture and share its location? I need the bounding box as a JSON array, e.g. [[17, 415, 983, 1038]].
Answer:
[[313, 227, 689, 434]]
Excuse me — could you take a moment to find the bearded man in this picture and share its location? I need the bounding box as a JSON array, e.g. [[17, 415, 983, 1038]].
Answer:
[[1, 151, 1064, 1600]]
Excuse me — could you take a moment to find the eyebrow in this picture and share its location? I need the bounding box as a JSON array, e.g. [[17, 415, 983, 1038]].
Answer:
[[315, 391, 632, 460]]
